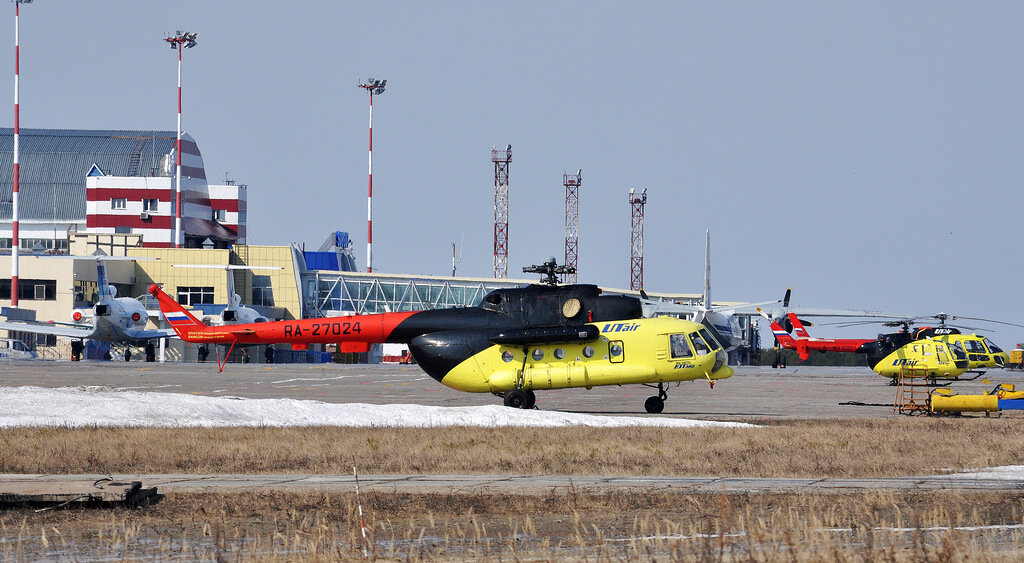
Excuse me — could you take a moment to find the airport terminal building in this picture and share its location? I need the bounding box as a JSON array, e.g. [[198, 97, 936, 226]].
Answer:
[[0, 128, 245, 251], [0, 129, 757, 363]]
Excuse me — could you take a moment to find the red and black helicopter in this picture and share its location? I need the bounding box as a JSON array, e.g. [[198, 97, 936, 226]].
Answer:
[[150, 259, 734, 412]]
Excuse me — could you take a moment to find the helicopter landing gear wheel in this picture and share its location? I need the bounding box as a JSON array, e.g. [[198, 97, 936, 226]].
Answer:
[[644, 383, 668, 413], [644, 396, 664, 414], [523, 390, 536, 409], [504, 389, 532, 409]]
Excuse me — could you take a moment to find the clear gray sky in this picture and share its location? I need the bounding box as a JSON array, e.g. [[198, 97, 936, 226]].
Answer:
[[5, 1, 1023, 346]]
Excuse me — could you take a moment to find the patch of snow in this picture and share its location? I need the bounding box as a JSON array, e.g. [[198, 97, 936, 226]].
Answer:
[[0, 386, 757, 429], [951, 465, 1024, 480]]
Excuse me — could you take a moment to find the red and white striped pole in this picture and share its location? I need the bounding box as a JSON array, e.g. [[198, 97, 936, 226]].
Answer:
[[366, 89, 373, 272], [174, 41, 182, 248], [164, 31, 197, 249], [358, 79, 385, 273], [11, 1, 29, 306]]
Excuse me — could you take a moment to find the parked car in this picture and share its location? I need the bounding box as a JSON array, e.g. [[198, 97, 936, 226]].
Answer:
[[0, 338, 38, 359]]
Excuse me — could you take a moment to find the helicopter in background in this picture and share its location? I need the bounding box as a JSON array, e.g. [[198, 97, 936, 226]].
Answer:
[[769, 312, 970, 380], [889, 314, 1011, 372]]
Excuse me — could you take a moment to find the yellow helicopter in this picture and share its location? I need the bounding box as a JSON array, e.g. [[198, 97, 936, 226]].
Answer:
[[770, 313, 970, 380], [151, 256, 734, 413], [910, 314, 1011, 372], [431, 316, 734, 413]]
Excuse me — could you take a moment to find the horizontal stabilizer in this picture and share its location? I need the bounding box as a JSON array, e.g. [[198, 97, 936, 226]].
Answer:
[[0, 320, 93, 339], [124, 328, 178, 340]]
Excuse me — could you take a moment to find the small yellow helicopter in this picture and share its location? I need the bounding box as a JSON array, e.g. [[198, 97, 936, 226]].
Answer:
[[911, 314, 1011, 372], [770, 313, 970, 380]]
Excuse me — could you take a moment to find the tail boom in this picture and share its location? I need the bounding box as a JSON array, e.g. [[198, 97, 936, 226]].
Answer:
[[149, 283, 418, 346]]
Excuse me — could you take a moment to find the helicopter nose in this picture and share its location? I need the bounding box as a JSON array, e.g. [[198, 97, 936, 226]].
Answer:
[[408, 332, 480, 384], [410, 331, 496, 392]]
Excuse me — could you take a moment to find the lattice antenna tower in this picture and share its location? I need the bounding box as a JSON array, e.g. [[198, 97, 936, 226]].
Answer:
[[563, 169, 582, 284], [492, 145, 512, 278], [629, 188, 647, 291]]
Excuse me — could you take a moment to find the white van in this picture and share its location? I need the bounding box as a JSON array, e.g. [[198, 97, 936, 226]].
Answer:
[[0, 338, 38, 359]]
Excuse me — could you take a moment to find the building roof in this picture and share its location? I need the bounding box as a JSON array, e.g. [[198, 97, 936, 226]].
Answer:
[[0, 128, 192, 221]]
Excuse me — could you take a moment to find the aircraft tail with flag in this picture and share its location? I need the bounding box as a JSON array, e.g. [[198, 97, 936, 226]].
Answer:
[[770, 315, 811, 360], [148, 284, 209, 339], [787, 312, 811, 338]]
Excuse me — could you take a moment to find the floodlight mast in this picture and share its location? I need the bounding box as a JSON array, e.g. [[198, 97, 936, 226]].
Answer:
[[358, 78, 386, 272], [11, 0, 33, 306], [164, 31, 198, 248]]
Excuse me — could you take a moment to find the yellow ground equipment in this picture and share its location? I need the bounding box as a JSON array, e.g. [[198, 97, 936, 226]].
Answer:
[[1008, 348, 1024, 370], [930, 383, 1024, 414], [893, 366, 933, 415]]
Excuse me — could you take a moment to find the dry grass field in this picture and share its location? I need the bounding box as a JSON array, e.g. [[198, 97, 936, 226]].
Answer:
[[3, 490, 1023, 560], [1, 417, 1022, 477], [3, 417, 1024, 560]]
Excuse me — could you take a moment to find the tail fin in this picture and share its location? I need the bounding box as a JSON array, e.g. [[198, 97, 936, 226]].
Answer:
[[148, 284, 207, 338], [702, 229, 711, 310], [787, 312, 811, 338], [770, 316, 810, 360], [96, 259, 113, 301], [770, 318, 797, 348]]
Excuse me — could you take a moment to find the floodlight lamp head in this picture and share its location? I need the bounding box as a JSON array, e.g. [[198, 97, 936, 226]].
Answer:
[[16, 0, 34, 4]]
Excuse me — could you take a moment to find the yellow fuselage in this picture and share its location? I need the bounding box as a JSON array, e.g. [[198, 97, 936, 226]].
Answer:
[[872, 338, 968, 379], [932, 334, 1008, 371], [439, 317, 734, 393]]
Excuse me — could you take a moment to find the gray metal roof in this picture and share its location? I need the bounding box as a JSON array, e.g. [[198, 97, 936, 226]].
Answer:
[[0, 128, 195, 221]]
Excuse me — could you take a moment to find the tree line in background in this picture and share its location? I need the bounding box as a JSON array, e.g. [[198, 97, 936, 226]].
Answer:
[[757, 348, 866, 367]]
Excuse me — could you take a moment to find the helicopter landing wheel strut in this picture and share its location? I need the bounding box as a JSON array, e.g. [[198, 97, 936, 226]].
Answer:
[[645, 383, 668, 414]]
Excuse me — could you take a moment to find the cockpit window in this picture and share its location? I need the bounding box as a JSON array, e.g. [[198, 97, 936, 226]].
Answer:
[[965, 339, 985, 353], [484, 293, 502, 306], [669, 334, 693, 358], [983, 339, 1003, 354], [949, 342, 967, 359], [690, 332, 711, 356], [698, 328, 721, 351]]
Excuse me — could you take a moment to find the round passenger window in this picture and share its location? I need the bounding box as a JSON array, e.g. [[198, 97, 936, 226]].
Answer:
[[553, 348, 565, 360], [582, 346, 595, 358], [610, 343, 623, 357], [502, 350, 514, 363], [532, 349, 544, 361]]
